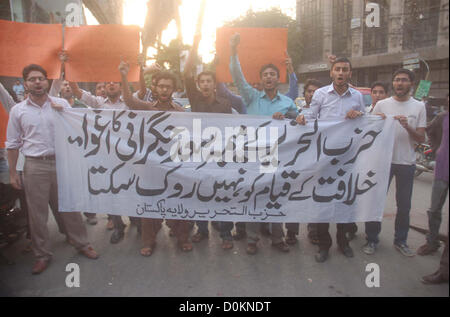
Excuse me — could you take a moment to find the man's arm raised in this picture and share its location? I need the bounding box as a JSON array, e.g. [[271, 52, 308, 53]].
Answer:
[[119, 59, 158, 111]]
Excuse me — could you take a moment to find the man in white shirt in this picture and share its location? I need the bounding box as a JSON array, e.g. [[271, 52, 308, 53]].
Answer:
[[363, 69, 426, 257], [6, 64, 99, 274], [296, 57, 365, 263]]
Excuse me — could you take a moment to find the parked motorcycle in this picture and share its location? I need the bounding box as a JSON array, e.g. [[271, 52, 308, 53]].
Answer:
[[415, 143, 435, 177], [0, 183, 28, 264]]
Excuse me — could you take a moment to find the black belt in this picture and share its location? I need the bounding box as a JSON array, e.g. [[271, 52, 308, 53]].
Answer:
[[26, 155, 56, 161]]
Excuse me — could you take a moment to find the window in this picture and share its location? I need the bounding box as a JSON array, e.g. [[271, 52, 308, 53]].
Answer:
[[403, 0, 440, 49], [298, 0, 324, 63]]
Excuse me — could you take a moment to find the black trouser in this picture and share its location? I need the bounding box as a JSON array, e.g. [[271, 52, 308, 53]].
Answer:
[[317, 223, 351, 251], [111, 215, 126, 230], [285, 223, 299, 235]]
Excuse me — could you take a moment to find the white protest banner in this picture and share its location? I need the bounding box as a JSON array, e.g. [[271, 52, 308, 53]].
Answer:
[[54, 109, 395, 223]]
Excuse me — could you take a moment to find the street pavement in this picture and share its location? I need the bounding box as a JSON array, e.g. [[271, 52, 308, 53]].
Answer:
[[0, 171, 448, 297]]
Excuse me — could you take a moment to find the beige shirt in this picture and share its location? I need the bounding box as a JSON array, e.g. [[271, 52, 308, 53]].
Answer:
[[6, 96, 70, 157]]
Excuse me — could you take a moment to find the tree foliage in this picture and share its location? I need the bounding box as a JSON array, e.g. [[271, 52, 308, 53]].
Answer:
[[223, 8, 302, 73]]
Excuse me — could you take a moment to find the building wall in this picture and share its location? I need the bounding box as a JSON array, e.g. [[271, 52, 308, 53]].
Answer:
[[296, 0, 449, 98]]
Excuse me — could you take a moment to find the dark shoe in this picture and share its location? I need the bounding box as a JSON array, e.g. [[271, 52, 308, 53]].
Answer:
[[417, 243, 439, 256], [32, 259, 50, 275], [285, 231, 298, 245], [362, 242, 377, 255], [246, 243, 258, 255], [272, 242, 290, 253], [110, 229, 124, 244], [79, 246, 99, 259], [222, 240, 234, 250], [394, 243, 415, 257], [339, 245, 354, 258], [315, 250, 329, 263], [192, 231, 208, 243], [421, 270, 449, 285], [233, 230, 247, 241]]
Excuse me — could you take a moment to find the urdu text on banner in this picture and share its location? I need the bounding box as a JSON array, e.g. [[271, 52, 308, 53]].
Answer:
[[54, 109, 396, 223]]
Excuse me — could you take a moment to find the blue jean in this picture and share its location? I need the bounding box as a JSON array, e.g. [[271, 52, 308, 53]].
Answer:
[[365, 164, 415, 245], [196, 221, 233, 241]]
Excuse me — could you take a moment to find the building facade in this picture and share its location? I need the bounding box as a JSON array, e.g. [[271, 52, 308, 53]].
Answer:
[[297, 0, 449, 98]]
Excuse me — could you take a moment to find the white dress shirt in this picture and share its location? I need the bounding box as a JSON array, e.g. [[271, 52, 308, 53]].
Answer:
[[6, 96, 70, 157], [309, 84, 366, 119]]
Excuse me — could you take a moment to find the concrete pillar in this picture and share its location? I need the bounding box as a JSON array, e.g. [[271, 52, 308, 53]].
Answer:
[[388, 0, 405, 54], [437, 0, 449, 47], [351, 0, 364, 57], [322, 0, 333, 59]]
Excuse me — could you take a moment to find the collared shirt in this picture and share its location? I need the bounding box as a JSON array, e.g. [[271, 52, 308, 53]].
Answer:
[[366, 104, 376, 114], [6, 95, 71, 157], [229, 55, 298, 116], [81, 90, 128, 110], [309, 84, 366, 119], [185, 76, 232, 114]]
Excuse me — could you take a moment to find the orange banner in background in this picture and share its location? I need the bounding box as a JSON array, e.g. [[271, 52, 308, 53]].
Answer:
[[0, 20, 62, 79], [64, 25, 140, 83], [215, 27, 288, 84], [0, 20, 140, 82]]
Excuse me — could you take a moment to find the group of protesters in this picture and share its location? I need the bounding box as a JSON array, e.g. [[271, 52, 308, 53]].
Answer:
[[0, 31, 448, 285]]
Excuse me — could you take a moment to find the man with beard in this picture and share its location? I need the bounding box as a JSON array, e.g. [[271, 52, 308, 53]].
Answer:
[[119, 60, 192, 255], [229, 33, 297, 255], [364, 69, 426, 257], [6, 64, 99, 274], [296, 57, 366, 262]]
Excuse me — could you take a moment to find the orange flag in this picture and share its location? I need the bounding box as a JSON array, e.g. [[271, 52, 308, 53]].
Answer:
[[0, 20, 62, 79], [215, 27, 288, 84], [64, 25, 140, 82]]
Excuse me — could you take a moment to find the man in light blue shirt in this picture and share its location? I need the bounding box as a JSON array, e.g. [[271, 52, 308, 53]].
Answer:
[[229, 34, 298, 120], [296, 57, 365, 263], [229, 33, 297, 255]]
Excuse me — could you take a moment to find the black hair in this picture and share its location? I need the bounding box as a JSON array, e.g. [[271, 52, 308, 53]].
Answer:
[[153, 71, 177, 89], [304, 79, 323, 93], [370, 81, 389, 93], [392, 68, 415, 83], [259, 64, 280, 79], [331, 57, 352, 71], [22, 64, 47, 81], [197, 71, 216, 83]]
